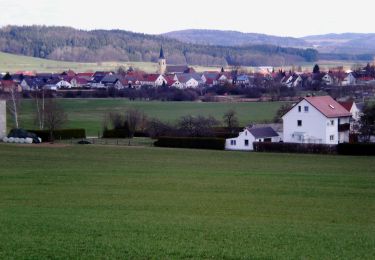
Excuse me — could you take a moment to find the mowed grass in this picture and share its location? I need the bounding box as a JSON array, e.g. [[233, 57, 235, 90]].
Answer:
[[15, 99, 286, 136], [0, 144, 374, 258]]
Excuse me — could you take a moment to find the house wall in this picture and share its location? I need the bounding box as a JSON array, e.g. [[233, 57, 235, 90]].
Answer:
[[0, 100, 6, 139], [283, 100, 330, 144], [225, 129, 280, 151], [225, 129, 255, 151]]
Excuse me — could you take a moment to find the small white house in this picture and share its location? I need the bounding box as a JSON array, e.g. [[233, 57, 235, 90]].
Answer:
[[282, 96, 352, 144], [225, 127, 280, 151], [0, 100, 6, 139], [342, 73, 356, 86]]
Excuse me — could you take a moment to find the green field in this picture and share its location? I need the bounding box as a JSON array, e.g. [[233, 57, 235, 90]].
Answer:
[[0, 51, 222, 73], [0, 51, 366, 74], [14, 99, 286, 136], [0, 144, 374, 258]]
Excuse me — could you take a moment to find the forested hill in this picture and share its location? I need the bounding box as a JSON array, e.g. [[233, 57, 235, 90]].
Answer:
[[164, 29, 309, 48], [0, 25, 318, 66]]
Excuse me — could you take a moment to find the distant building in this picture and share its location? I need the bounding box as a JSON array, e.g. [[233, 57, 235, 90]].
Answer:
[[158, 46, 167, 75], [0, 100, 5, 139]]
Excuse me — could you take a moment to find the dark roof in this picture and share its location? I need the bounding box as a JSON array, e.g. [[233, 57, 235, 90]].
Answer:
[[247, 127, 279, 139], [167, 65, 190, 74], [159, 46, 165, 59]]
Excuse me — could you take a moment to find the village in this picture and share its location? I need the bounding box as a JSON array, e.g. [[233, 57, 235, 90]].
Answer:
[[1, 47, 375, 102]]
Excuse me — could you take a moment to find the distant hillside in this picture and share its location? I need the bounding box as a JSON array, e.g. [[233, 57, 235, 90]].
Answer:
[[0, 25, 318, 67], [164, 29, 309, 48], [302, 33, 375, 55]]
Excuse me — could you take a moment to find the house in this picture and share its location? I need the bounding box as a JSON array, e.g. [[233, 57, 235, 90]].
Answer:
[[141, 74, 167, 87], [282, 96, 352, 144], [225, 127, 280, 151], [202, 72, 219, 86], [0, 80, 22, 93], [100, 75, 125, 89], [0, 99, 5, 139], [338, 101, 362, 132], [341, 72, 356, 86], [56, 79, 72, 89], [234, 75, 251, 87], [175, 73, 202, 89], [281, 74, 303, 88]]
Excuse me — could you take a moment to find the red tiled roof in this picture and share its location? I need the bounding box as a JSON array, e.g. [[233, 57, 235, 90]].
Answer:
[[77, 72, 94, 77], [304, 96, 352, 118], [338, 101, 353, 112]]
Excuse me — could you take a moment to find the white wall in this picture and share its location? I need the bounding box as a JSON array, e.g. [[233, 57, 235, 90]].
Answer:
[[226, 129, 255, 151], [0, 100, 6, 139]]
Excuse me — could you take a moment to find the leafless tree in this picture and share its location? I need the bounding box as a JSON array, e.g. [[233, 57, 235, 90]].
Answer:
[[223, 109, 239, 132], [5, 84, 21, 129], [44, 99, 67, 142], [32, 89, 45, 130]]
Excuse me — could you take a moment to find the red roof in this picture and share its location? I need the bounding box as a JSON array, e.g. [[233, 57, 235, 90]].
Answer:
[[338, 101, 354, 112], [304, 96, 352, 118], [76, 72, 94, 77], [144, 74, 161, 82]]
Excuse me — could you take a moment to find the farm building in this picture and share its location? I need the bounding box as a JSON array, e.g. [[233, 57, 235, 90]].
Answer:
[[225, 127, 280, 151]]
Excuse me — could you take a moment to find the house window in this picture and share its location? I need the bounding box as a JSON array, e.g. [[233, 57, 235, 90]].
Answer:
[[245, 131, 247, 136], [304, 106, 309, 112], [297, 120, 302, 127], [298, 106, 301, 112], [244, 140, 249, 146], [330, 135, 334, 141], [330, 120, 334, 126], [231, 140, 236, 146]]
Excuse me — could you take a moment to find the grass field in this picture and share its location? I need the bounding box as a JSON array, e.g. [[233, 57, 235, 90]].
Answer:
[[0, 144, 374, 258], [0, 51, 221, 73], [0, 51, 367, 74], [14, 99, 286, 136]]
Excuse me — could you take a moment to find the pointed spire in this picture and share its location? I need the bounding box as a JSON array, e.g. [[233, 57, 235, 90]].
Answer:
[[159, 45, 165, 59]]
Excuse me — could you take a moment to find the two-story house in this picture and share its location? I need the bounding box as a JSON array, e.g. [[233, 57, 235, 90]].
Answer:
[[282, 96, 352, 144]]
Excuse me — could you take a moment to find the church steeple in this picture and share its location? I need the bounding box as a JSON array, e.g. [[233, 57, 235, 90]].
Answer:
[[158, 45, 167, 75], [159, 45, 165, 59]]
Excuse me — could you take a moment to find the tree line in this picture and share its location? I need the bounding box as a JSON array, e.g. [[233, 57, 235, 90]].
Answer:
[[0, 25, 318, 66]]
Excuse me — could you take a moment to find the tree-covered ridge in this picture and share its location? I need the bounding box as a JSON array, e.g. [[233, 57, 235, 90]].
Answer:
[[0, 25, 318, 66]]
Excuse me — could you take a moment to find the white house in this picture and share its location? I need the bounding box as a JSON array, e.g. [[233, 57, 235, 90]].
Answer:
[[56, 80, 72, 89], [225, 127, 280, 151], [0, 100, 6, 139], [341, 73, 356, 86], [282, 96, 352, 144]]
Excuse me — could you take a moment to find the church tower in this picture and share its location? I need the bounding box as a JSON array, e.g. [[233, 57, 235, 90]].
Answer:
[[158, 45, 167, 75]]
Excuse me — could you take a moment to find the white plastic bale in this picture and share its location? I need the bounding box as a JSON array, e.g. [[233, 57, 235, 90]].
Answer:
[[25, 138, 33, 144], [14, 138, 20, 143], [2, 137, 8, 142], [8, 137, 14, 143], [19, 138, 25, 144]]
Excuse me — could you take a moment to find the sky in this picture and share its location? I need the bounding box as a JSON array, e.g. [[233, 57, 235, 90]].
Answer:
[[0, 0, 374, 37]]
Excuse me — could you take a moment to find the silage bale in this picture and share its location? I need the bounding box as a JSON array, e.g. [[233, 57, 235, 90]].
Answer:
[[25, 138, 33, 144], [2, 137, 8, 143], [8, 137, 14, 143]]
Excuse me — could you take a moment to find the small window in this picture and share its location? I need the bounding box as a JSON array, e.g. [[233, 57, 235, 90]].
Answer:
[[330, 135, 334, 141], [297, 120, 302, 127], [244, 140, 249, 146], [231, 140, 236, 146], [330, 120, 334, 126], [304, 106, 309, 112], [298, 106, 301, 112]]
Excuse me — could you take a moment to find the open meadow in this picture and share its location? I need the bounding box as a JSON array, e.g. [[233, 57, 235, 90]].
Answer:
[[0, 144, 374, 258], [14, 99, 286, 136]]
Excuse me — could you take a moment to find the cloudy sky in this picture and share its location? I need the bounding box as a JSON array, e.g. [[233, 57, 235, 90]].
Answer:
[[0, 0, 373, 37]]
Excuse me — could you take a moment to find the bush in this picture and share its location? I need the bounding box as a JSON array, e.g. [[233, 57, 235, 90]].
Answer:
[[28, 129, 86, 142], [337, 143, 375, 156], [253, 142, 337, 154], [102, 128, 129, 138], [154, 137, 225, 150]]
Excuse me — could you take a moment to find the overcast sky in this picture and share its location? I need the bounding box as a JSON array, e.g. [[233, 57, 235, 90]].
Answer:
[[0, 0, 373, 37]]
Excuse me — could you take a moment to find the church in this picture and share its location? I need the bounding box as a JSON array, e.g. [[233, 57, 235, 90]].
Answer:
[[157, 46, 195, 75]]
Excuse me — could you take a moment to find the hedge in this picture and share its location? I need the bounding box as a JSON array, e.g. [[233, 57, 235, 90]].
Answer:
[[28, 129, 86, 142], [337, 143, 375, 156], [102, 129, 150, 138], [253, 142, 337, 154], [154, 137, 225, 150]]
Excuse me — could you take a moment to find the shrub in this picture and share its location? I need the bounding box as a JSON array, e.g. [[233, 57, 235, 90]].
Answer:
[[28, 129, 86, 142], [154, 137, 225, 150], [337, 143, 375, 156], [102, 128, 129, 138], [253, 142, 337, 154]]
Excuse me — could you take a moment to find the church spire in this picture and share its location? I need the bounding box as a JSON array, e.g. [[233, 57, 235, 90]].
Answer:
[[159, 45, 165, 59]]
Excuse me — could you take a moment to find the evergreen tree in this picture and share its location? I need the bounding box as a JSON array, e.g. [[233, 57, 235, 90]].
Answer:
[[313, 64, 320, 74]]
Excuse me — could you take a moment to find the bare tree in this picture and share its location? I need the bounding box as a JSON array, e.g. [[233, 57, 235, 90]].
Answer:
[[223, 109, 239, 132], [44, 99, 67, 142], [32, 89, 45, 130], [6, 83, 21, 129], [125, 108, 143, 138]]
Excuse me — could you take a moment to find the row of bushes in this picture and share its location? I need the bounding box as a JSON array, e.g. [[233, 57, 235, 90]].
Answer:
[[337, 143, 375, 156], [253, 142, 337, 154], [28, 129, 86, 142], [154, 137, 225, 150], [102, 129, 150, 138]]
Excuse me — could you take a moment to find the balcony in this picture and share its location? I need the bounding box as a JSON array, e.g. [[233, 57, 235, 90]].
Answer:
[[338, 123, 350, 132]]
